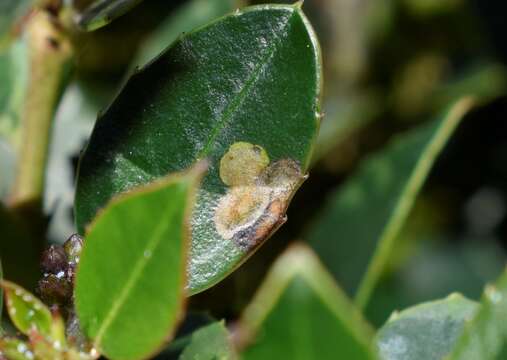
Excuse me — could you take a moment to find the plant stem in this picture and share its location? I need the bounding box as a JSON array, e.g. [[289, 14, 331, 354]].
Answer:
[[9, 10, 73, 210]]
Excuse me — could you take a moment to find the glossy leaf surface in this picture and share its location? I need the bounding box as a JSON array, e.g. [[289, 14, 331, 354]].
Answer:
[[75, 165, 204, 360], [376, 294, 478, 360], [239, 244, 376, 360], [135, 0, 236, 67], [75, 4, 322, 294], [307, 98, 474, 307]]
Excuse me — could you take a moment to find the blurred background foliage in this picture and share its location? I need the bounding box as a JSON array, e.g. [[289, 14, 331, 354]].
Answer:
[[1, 0, 507, 329]]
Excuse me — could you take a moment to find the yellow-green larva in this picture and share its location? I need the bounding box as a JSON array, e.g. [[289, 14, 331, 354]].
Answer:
[[214, 142, 306, 251]]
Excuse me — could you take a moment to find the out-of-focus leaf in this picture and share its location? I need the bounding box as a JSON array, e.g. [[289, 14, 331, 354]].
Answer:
[[75, 4, 322, 294], [307, 97, 475, 307], [135, 0, 236, 67], [152, 313, 216, 359], [45, 82, 110, 242], [0, 139, 16, 199], [0, 0, 31, 50], [447, 268, 507, 360], [75, 164, 204, 360], [238, 244, 376, 360], [365, 239, 506, 327], [179, 321, 236, 360], [312, 92, 379, 163], [0, 337, 34, 360], [432, 64, 507, 109], [0, 38, 29, 146], [376, 294, 478, 360], [1, 280, 53, 338], [75, 0, 145, 31], [403, 0, 463, 17]]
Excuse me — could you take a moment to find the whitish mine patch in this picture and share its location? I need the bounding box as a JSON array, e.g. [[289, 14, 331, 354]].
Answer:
[[214, 142, 305, 250]]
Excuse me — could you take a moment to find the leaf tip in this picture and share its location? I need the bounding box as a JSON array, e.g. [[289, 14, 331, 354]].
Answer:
[[293, 0, 304, 10]]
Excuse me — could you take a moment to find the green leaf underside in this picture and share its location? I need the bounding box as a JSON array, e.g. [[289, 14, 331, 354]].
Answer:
[[75, 167, 203, 360], [76, 0, 145, 31], [179, 321, 235, 360], [376, 294, 478, 360], [307, 98, 474, 307], [1, 280, 53, 338], [447, 268, 507, 360], [239, 244, 375, 360], [75, 4, 321, 294]]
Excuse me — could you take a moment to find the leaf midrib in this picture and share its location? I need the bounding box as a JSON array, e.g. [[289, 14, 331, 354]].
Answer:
[[93, 199, 181, 346], [196, 9, 296, 159]]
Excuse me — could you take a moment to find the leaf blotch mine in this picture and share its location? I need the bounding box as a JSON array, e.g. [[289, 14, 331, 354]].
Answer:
[[215, 142, 305, 251]]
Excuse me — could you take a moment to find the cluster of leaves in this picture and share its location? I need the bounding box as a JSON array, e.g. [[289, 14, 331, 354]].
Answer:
[[1, 0, 507, 359]]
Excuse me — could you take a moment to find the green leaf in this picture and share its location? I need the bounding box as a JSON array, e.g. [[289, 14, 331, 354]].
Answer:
[[75, 0, 146, 31], [75, 164, 205, 360], [307, 97, 475, 307], [312, 92, 379, 164], [447, 268, 507, 360], [0, 0, 31, 50], [1, 280, 53, 338], [238, 244, 376, 360], [75, 4, 322, 294], [179, 321, 236, 360], [376, 294, 479, 360], [0, 337, 34, 360], [135, 0, 236, 67]]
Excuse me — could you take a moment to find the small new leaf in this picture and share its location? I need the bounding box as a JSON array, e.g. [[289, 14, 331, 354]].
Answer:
[[0, 337, 34, 360], [1, 280, 53, 338]]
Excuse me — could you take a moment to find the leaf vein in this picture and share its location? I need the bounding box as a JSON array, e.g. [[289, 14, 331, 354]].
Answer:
[[196, 10, 296, 158], [94, 203, 178, 346]]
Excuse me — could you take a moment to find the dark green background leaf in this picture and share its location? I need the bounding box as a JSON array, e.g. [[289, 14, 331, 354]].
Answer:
[[75, 166, 203, 360], [307, 98, 474, 307], [75, 4, 322, 294], [75, 0, 146, 31], [239, 244, 376, 360]]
